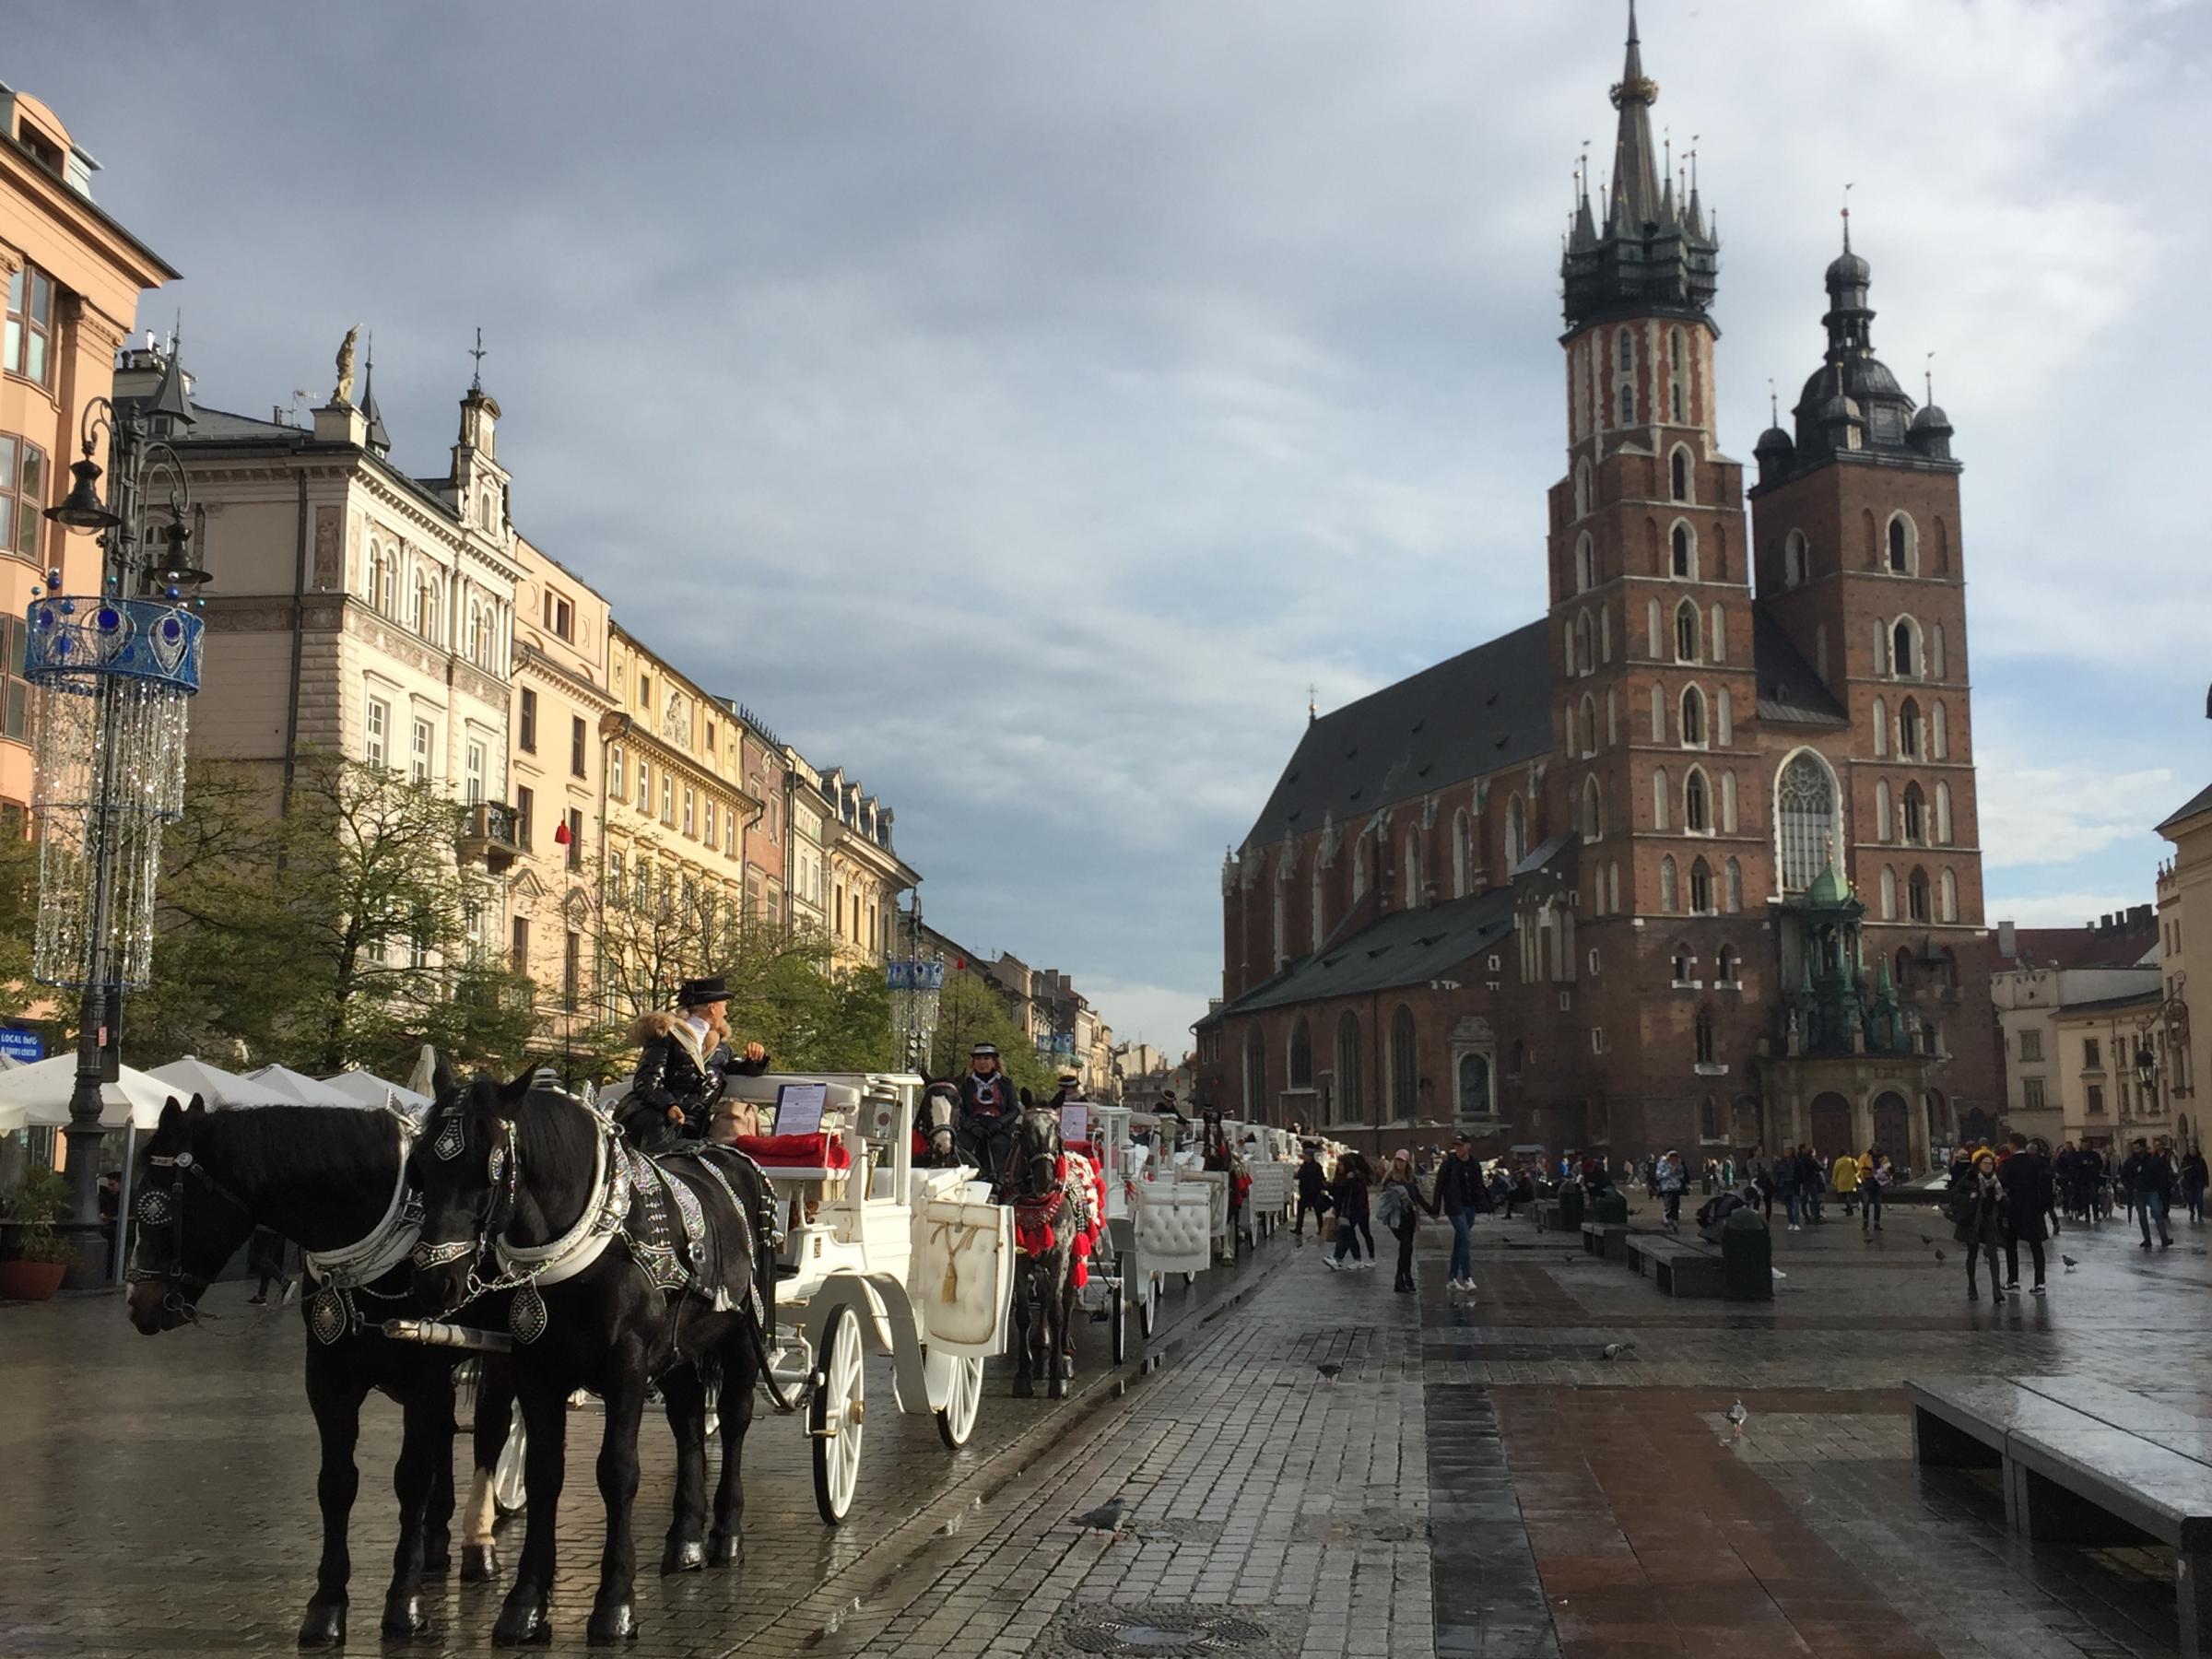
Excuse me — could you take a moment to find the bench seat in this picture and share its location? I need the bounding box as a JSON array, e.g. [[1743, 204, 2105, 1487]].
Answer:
[[1619, 1231, 1724, 1297], [1580, 1219, 1627, 1258]]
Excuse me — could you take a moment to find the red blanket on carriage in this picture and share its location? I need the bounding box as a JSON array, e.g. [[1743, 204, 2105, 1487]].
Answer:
[[730, 1132, 853, 1171]]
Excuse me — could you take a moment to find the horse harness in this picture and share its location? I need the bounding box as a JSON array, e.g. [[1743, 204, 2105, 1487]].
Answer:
[[128, 1147, 258, 1314]]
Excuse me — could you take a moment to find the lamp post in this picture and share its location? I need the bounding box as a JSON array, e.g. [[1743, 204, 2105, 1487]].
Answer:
[[2136, 1039, 2160, 1130], [33, 350, 207, 1281]]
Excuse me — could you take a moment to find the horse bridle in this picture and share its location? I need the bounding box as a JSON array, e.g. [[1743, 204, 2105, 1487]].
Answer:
[[408, 1100, 524, 1280], [127, 1146, 256, 1310]]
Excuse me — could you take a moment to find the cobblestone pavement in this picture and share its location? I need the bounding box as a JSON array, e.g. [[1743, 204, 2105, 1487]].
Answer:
[[4, 1199, 2208, 1658]]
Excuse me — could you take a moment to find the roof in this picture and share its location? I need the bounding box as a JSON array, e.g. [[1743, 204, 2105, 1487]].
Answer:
[[1241, 620, 1551, 848], [1752, 613, 1849, 726], [1218, 885, 1520, 1018], [2159, 780, 2212, 834], [2051, 988, 2160, 1019], [2007, 920, 2159, 973]]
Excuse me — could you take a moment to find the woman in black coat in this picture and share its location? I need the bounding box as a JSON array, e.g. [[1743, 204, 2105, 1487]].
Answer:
[[1951, 1149, 2008, 1302]]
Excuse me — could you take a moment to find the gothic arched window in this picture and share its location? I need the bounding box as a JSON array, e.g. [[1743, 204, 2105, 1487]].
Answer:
[[1685, 769, 1711, 832], [1680, 685, 1706, 747], [1724, 857, 1743, 912], [1453, 809, 1474, 897], [1582, 774, 1604, 841], [1660, 854, 1679, 912], [1574, 533, 1594, 593], [1689, 857, 1713, 913], [1902, 782, 1926, 844], [1892, 617, 1920, 678], [1505, 795, 1526, 868], [1908, 865, 1932, 923], [1244, 1025, 1266, 1119], [1617, 330, 1634, 373], [1336, 1013, 1364, 1124], [1288, 1018, 1313, 1090], [1900, 697, 1922, 758], [1776, 750, 1840, 893], [1672, 521, 1695, 579], [1695, 1006, 1717, 1065], [1580, 692, 1598, 758], [1784, 529, 1808, 587], [1670, 448, 1691, 503], [1618, 383, 1634, 425], [1888, 512, 1915, 574], [1389, 1005, 1418, 1122], [1676, 600, 1700, 662]]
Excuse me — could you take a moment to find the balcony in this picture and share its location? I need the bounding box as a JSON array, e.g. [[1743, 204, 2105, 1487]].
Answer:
[[458, 800, 523, 874]]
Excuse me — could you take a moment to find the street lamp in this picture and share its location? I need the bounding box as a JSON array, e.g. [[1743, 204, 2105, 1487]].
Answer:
[[32, 348, 207, 1281]]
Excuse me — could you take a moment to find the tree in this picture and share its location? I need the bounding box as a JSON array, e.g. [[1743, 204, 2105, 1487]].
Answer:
[[924, 969, 1057, 1098]]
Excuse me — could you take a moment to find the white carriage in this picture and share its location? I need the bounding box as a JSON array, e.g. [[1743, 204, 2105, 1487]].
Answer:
[[1127, 1110, 1213, 1326], [1056, 1100, 1135, 1363], [1242, 1125, 1295, 1241], [721, 1071, 1012, 1524]]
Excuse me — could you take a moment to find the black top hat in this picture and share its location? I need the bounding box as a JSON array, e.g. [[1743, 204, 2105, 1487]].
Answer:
[[675, 975, 730, 1007], [971, 1041, 999, 1059]]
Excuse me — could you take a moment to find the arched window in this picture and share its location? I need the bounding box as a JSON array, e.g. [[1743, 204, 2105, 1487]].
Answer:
[[1403, 831, 1422, 909], [1932, 624, 1947, 679], [1776, 750, 1841, 892], [1908, 866, 1932, 923], [1879, 865, 1898, 920], [1710, 603, 1727, 664], [1670, 447, 1691, 503], [1700, 1096, 1721, 1139], [1936, 781, 1952, 844], [1389, 1006, 1418, 1122], [1505, 795, 1526, 868], [1646, 597, 1663, 657], [1574, 458, 1592, 519], [1670, 941, 1693, 982], [1689, 856, 1713, 913], [1902, 782, 1926, 844], [1784, 529, 1808, 587], [1718, 944, 1738, 983], [1940, 868, 1959, 923], [1694, 1006, 1717, 1065], [1618, 383, 1634, 425], [1669, 327, 1686, 372], [1272, 878, 1288, 967], [1876, 779, 1892, 841], [1579, 692, 1598, 759], [1574, 532, 1594, 593], [1351, 832, 1369, 902], [1900, 697, 1921, 758], [1660, 854, 1679, 912], [1452, 809, 1473, 898], [1244, 1025, 1266, 1119], [1671, 521, 1695, 578], [1617, 330, 1634, 373], [1724, 857, 1743, 912], [1582, 774, 1604, 841], [1288, 1018, 1313, 1089], [1685, 768, 1711, 832], [1933, 701, 1948, 759], [1311, 862, 1326, 949], [1892, 617, 1920, 678], [1676, 600, 1700, 662], [1680, 684, 1706, 746], [1335, 1013, 1364, 1124], [1872, 695, 1888, 758], [1458, 1052, 1492, 1119], [1573, 609, 1594, 675], [1715, 687, 1732, 747], [1888, 512, 1915, 574], [1653, 768, 1672, 830], [1608, 861, 1620, 913], [1721, 771, 1737, 833], [1648, 683, 1665, 742]]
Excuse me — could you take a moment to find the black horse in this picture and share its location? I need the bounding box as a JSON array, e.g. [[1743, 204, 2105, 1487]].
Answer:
[[124, 1094, 519, 1648], [408, 1066, 776, 1648], [1004, 1105, 1082, 1401]]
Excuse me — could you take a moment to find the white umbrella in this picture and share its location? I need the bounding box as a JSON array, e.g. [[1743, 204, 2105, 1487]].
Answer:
[[0, 1055, 177, 1132], [320, 1069, 430, 1112], [405, 1045, 439, 1100], [242, 1063, 362, 1108], [147, 1056, 299, 1110]]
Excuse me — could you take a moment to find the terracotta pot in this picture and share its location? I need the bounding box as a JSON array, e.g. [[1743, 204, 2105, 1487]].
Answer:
[[0, 1259, 68, 1301]]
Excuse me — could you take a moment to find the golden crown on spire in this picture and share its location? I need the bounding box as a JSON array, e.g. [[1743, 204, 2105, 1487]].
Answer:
[[1609, 75, 1659, 110]]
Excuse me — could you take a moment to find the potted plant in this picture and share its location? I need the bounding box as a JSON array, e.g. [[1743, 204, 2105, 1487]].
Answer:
[[0, 1166, 77, 1300]]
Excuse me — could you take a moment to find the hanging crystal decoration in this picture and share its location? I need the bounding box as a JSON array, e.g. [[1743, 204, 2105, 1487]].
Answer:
[[28, 595, 203, 990]]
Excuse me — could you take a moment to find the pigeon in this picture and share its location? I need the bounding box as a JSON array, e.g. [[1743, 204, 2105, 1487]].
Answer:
[[1071, 1498, 1125, 1534], [1315, 1362, 1344, 1386], [1725, 1399, 1747, 1433], [2062, 1255, 2079, 1272], [1599, 1342, 1634, 1360], [1920, 1232, 1936, 1246], [1565, 1253, 1581, 1265], [1933, 1248, 1946, 1263]]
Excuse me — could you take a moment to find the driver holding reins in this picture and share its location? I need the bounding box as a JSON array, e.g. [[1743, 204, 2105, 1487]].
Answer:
[[955, 1041, 1019, 1183], [618, 975, 771, 1154]]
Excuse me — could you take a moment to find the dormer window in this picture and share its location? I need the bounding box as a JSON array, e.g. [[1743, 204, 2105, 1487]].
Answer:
[[15, 124, 64, 177]]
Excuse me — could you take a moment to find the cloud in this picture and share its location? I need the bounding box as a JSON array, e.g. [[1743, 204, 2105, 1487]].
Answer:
[[1976, 758, 2176, 871]]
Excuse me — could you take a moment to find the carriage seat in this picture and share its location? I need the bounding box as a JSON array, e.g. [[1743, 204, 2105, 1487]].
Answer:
[[731, 1132, 853, 1180]]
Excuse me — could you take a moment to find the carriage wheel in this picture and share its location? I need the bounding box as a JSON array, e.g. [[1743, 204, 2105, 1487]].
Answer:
[[494, 1399, 528, 1518], [1137, 1276, 1158, 1338], [935, 1353, 982, 1451], [810, 1304, 865, 1525], [1110, 1282, 1127, 1365]]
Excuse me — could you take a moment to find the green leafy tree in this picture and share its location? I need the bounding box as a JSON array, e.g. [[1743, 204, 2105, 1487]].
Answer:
[[925, 969, 1057, 1098]]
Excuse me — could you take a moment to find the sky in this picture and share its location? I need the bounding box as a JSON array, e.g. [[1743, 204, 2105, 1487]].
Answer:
[[18, 0, 2211, 1053]]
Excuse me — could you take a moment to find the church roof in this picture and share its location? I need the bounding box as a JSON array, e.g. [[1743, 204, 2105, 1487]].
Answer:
[[2159, 780, 2212, 834], [1218, 884, 1521, 1018], [1241, 619, 1552, 849], [1751, 613, 1849, 726]]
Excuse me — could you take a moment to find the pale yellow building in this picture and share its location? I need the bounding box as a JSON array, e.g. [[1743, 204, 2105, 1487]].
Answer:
[[2158, 782, 2212, 1147], [818, 765, 917, 967], [2046, 991, 2169, 1152]]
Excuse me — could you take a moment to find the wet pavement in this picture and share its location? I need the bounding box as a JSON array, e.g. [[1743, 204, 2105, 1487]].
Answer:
[[2, 1200, 2207, 1657]]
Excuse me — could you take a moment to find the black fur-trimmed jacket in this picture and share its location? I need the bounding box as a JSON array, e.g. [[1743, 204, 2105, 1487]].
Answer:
[[619, 1011, 770, 1144]]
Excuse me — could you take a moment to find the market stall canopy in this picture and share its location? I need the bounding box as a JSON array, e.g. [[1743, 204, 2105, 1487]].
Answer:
[[0, 1056, 177, 1132], [242, 1064, 362, 1108], [147, 1056, 298, 1110], [321, 1069, 430, 1112]]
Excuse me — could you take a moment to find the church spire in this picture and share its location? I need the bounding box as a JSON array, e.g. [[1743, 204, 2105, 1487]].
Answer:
[[1607, 0, 1663, 230]]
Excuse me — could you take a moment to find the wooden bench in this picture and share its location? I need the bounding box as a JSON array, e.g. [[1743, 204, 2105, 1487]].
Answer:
[[1619, 1231, 1724, 1297], [1531, 1200, 1561, 1232], [1580, 1219, 1627, 1259], [1908, 1374, 2212, 1653]]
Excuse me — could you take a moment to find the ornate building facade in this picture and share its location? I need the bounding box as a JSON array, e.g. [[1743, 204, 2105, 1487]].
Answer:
[[1198, 15, 2001, 1169]]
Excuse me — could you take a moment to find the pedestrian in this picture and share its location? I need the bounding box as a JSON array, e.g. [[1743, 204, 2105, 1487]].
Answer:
[[1431, 1133, 1485, 1293], [1949, 1148, 2008, 1302], [1654, 1149, 1687, 1234], [1326, 1151, 1371, 1270], [1377, 1149, 1429, 1294], [2074, 1141, 2106, 1224], [1996, 1133, 2052, 1295], [1797, 1145, 1825, 1224], [1772, 1145, 1802, 1231], [2183, 1144, 2207, 1225], [1830, 1147, 1860, 1218], [1346, 1150, 1380, 1259], [1860, 1147, 1888, 1233], [2123, 1136, 2175, 1251], [1294, 1143, 1331, 1241]]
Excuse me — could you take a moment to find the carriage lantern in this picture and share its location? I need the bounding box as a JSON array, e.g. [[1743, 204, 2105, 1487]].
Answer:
[[33, 351, 208, 1276]]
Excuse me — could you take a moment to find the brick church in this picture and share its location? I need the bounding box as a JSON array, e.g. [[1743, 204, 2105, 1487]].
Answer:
[[1195, 11, 2002, 1171]]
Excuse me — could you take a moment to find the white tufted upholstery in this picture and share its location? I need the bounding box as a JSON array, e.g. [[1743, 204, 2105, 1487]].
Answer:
[[1247, 1163, 1291, 1210], [920, 1198, 1013, 1352], [1135, 1182, 1211, 1274]]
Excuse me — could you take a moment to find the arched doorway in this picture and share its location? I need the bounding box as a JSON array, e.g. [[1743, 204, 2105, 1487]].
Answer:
[[1957, 1103, 1998, 1148], [1810, 1092, 1853, 1156], [1871, 1091, 1911, 1160]]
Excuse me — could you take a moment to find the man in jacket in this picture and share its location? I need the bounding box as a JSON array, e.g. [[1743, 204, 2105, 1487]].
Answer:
[[1996, 1133, 2053, 1292], [1432, 1134, 1485, 1291], [2124, 1136, 2176, 1250]]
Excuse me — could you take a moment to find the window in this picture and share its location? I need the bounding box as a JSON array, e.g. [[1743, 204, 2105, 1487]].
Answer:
[[566, 807, 583, 870], [410, 718, 433, 784], [510, 915, 529, 977], [1720, 771, 1737, 832], [1336, 1013, 1364, 1124], [1724, 857, 1742, 912], [608, 745, 624, 800], [1888, 513, 1914, 575], [638, 673, 652, 711], [1933, 701, 1949, 759], [1647, 598, 1663, 658], [2087, 1083, 2105, 1115], [1776, 751, 1839, 892], [1899, 698, 1922, 759], [1879, 865, 1897, 920], [1700, 1096, 1721, 1140], [1582, 774, 1604, 841], [607, 849, 625, 904], [1783, 530, 1807, 587], [661, 774, 674, 825], [1453, 810, 1473, 898], [1288, 1018, 1313, 1089], [683, 786, 696, 838], [1695, 1006, 1717, 1065], [1936, 781, 1952, 844], [1876, 779, 1892, 842], [1675, 600, 1700, 662], [0, 614, 26, 739], [1243, 1025, 1266, 1120], [1684, 770, 1710, 832], [636, 758, 651, 813], [1718, 944, 1739, 985], [571, 716, 587, 778], [1505, 795, 1526, 868], [1902, 783, 1926, 845], [1940, 868, 1958, 923], [517, 688, 537, 752], [1573, 610, 1594, 675], [1580, 692, 1598, 758], [2023, 1077, 2047, 1111], [364, 696, 390, 769], [1389, 1006, 1418, 1122], [2084, 1037, 2102, 1069], [1574, 457, 1592, 519], [1671, 449, 1690, 503], [1710, 604, 1727, 664], [1689, 857, 1713, 914], [545, 591, 574, 641], [1672, 522, 1694, 578], [5, 264, 54, 386], [1715, 687, 1732, 747], [1574, 533, 1593, 592], [1892, 618, 1919, 678], [0, 434, 47, 560], [1680, 685, 1705, 746], [2020, 1029, 2043, 1063], [1671, 945, 1693, 985], [1932, 624, 1947, 680], [1907, 866, 1931, 924], [1618, 384, 1634, 425], [1617, 331, 1634, 373], [514, 784, 534, 850], [1660, 854, 1679, 912], [562, 930, 582, 1006], [1653, 768, 1671, 830], [705, 798, 718, 849]]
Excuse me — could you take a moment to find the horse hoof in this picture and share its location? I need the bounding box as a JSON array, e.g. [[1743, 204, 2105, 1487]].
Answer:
[[461, 1545, 500, 1583], [707, 1531, 742, 1569], [586, 1601, 640, 1645], [659, 1538, 705, 1575], [381, 1594, 431, 1641], [1048, 1376, 1068, 1400], [1058, 1356, 1075, 1379], [491, 1596, 551, 1647], [298, 1602, 347, 1650]]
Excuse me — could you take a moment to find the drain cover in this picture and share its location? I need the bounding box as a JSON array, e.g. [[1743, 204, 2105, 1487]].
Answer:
[[1047, 1604, 1292, 1656]]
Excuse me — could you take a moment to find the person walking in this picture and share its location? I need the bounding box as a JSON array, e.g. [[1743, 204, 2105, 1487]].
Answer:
[[2183, 1144, 2208, 1225], [1950, 1148, 2008, 1302], [1860, 1148, 1889, 1233], [1997, 1133, 2053, 1295], [1653, 1149, 1687, 1234], [1294, 1143, 1331, 1241], [2124, 1136, 2175, 1251], [1326, 1152, 1371, 1271], [1773, 1145, 1802, 1231], [1431, 1133, 1485, 1293], [1831, 1147, 1861, 1219], [1377, 1149, 1429, 1294]]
